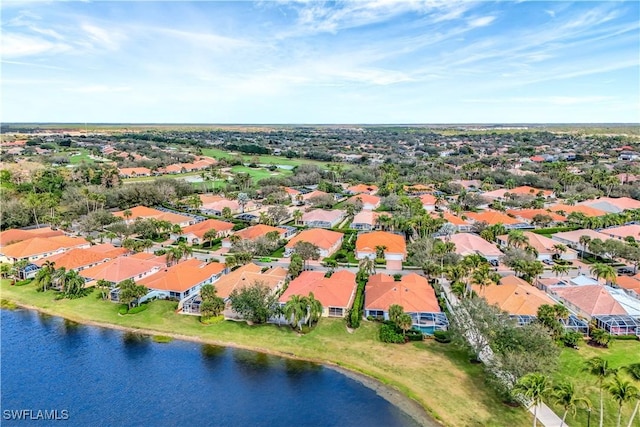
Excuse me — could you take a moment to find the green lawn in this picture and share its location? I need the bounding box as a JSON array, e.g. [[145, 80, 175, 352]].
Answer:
[[551, 340, 640, 427], [68, 149, 96, 165], [202, 148, 331, 168], [1, 279, 530, 427], [230, 165, 292, 180]]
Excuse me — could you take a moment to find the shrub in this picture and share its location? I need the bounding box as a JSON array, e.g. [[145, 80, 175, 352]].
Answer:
[[560, 331, 583, 348], [154, 249, 166, 256], [379, 323, 404, 343], [612, 334, 639, 341], [127, 304, 149, 315], [393, 274, 402, 282], [433, 330, 452, 343], [200, 315, 224, 324], [152, 335, 173, 343], [405, 329, 424, 342], [118, 305, 128, 315], [14, 279, 32, 287]]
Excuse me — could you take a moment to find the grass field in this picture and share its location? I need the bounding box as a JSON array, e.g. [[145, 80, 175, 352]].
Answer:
[[68, 149, 96, 165], [1, 279, 531, 427], [230, 165, 292, 180], [551, 340, 640, 427], [202, 148, 330, 167]]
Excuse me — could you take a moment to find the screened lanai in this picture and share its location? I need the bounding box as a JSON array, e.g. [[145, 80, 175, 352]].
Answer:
[[593, 315, 640, 336]]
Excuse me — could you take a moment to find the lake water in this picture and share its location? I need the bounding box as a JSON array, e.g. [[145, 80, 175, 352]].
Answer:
[[1, 309, 421, 427]]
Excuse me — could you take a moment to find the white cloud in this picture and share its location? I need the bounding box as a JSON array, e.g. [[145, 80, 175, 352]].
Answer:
[[81, 23, 125, 51], [0, 33, 71, 58], [467, 16, 496, 28], [65, 85, 132, 93]]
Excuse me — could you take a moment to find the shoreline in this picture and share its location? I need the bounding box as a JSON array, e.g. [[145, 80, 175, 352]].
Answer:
[[4, 301, 440, 427]]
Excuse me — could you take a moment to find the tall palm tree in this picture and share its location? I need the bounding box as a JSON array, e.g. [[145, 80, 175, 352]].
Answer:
[[590, 263, 617, 285], [513, 373, 552, 427], [508, 230, 529, 249], [608, 375, 639, 427], [552, 381, 591, 427], [552, 264, 570, 279], [397, 313, 413, 337], [293, 209, 303, 225], [579, 235, 592, 259], [62, 270, 86, 299], [471, 264, 495, 296], [284, 295, 307, 331], [623, 364, 640, 427], [359, 257, 376, 276], [306, 292, 323, 327], [34, 260, 56, 292], [584, 357, 618, 427]]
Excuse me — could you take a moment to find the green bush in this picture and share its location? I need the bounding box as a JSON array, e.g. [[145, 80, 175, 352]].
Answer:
[[393, 274, 402, 282], [127, 304, 149, 315], [405, 329, 424, 342], [560, 331, 583, 348], [200, 315, 224, 324], [433, 330, 452, 343], [152, 335, 173, 343], [14, 279, 32, 287], [118, 305, 128, 315], [379, 324, 404, 343]]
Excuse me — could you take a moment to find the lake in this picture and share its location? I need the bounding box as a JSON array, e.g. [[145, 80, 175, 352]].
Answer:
[[1, 309, 422, 427]]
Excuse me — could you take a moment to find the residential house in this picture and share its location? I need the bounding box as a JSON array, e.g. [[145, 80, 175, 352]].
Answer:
[[284, 229, 343, 258], [279, 270, 357, 318], [213, 263, 288, 300], [33, 246, 124, 272], [551, 229, 611, 253], [364, 273, 447, 333], [444, 233, 503, 262], [473, 275, 556, 316], [347, 194, 381, 210], [302, 190, 331, 205], [355, 231, 406, 270], [113, 206, 194, 227], [346, 184, 378, 195], [118, 167, 152, 178], [482, 186, 554, 201], [172, 219, 234, 244], [221, 224, 289, 248], [80, 254, 165, 289], [617, 275, 640, 297], [351, 210, 379, 231], [496, 232, 578, 261], [419, 194, 437, 212], [506, 209, 567, 226], [579, 197, 640, 214], [548, 204, 607, 218], [0, 236, 91, 264], [430, 212, 472, 232], [301, 209, 345, 229], [599, 224, 640, 243], [0, 227, 64, 248], [547, 285, 627, 319], [137, 259, 226, 304], [199, 195, 257, 216], [464, 210, 530, 229]]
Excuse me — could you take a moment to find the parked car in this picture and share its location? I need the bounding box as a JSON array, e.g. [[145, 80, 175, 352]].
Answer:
[[617, 267, 633, 275], [543, 259, 554, 265], [489, 259, 499, 267]]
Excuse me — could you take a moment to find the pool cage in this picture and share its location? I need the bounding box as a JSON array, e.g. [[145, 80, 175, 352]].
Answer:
[[19, 264, 40, 280], [412, 312, 450, 333], [509, 314, 589, 335], [593, 315, 640, 336]]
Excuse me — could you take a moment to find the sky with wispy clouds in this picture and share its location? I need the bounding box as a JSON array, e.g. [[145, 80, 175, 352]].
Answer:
[[1, 1, 638, 123]]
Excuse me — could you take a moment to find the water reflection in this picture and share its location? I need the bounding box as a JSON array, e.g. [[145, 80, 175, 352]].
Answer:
[[200, 344, 227, 371], [122, 332, 151, 358], [232, 348, 275, 373]]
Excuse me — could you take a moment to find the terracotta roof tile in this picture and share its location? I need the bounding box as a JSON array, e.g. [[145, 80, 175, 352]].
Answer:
[[473, 275, 555, 315], [356, 231, 406, 255], [214, 263, 287, 298], [138, 259, 225, 293], [279, 270, 357, 308], [286, 229, 343, 251], [364, 273, 440, 313], [549, 285, 627, 316]]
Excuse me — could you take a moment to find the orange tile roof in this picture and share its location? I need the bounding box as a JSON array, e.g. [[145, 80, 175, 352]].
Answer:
[[347, 184, 378, 194], [214, 263, 287, 298], [616, 276, 640, 294], [430, 212, 469, 226], [356, 231, 406, 255], [0, 227, 64, 247], [84, 243, 129, 259], [279, 270, 357, 308], [283, 187, 301, 195], [138, 259, 225, 293], [118, 167, 151, 176], [446, 233, 503, 257], [549, 204, 607, 217], [506, 209, 566, 222], [347, 194, 381, 206], [364, 273, 440, 313], [113, 205, 192, 225], [286, 229, 343, 251], [1, 236, 89, 259], [497, 232, 577, 256], [582, 197, 640, 212], [550, 285, 627, 316], [352, 210, 379, 226], [473, 275, 555, 316], [465, 210, 521, 225], [303, 190, 330, 200], [34, 248, 113, 271], [232, 224, 287, 241], [181, 219, 234, 239], [420, 194, 437, 205], [79, 255, 165, 283]]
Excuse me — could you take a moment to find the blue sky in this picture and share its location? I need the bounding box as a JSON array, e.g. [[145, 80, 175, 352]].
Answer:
[[1, 1, 638, 123]]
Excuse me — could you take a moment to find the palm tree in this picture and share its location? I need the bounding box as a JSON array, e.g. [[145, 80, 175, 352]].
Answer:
[[123, 209, 133, 222], [552, 244, 567, 259], [552, 382, 591, 427], [508, 230, 529, 249], [590, 263, 617, 285], [284, 295, 307, 331], [579, 235, 592, 259], [623, 363, 640, 427], [514, 373, 552, 427], [96, 279, 111, 300], [203, 229, 218, 248], [584, 357, 618, 427], [608, 375, 639, 427], [374, 245, 387, 260], [306, 292, 323, 327], [293, 209, 303, 225], [397, 313, 413, 337], [552, 264, 570, 279], [471, 264, 495, 296], [359, 257, 376, 275], [62, 270, 86, 299], [34, 260, 56, 292]]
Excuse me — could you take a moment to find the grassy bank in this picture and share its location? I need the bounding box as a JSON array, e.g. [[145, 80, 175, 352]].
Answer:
[[551, 340, 640, 427], [0, 279, 530, 427], [202, 148, 329, 167]]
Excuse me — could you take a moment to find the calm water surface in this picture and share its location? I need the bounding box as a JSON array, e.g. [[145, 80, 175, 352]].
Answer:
[[1, 309, 420, 427]]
